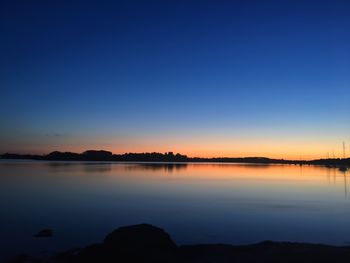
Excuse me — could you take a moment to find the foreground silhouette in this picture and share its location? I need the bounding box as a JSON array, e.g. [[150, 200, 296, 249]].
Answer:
[[1, 150, 350, 168], [12, 224, 350, 263]]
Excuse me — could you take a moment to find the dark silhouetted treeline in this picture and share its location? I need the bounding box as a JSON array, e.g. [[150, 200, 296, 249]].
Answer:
[[1, 150, 350, 167], [0, 150, 188, 162]]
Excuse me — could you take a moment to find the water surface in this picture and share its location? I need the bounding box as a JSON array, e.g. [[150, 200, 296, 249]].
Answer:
[[0, 161, 349, 261]]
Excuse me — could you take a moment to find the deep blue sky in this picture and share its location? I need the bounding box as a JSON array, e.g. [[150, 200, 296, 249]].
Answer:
[[1, 0, 349, 158]]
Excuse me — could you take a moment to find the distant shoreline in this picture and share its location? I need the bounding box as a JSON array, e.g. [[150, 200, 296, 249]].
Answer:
[[1, 150, 349, 168]]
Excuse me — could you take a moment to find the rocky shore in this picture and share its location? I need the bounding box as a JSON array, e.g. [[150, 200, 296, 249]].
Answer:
[[12, 224, 350, 263]]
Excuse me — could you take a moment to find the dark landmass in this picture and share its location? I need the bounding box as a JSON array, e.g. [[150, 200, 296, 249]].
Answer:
[[1, 150, 350, 168], [12, 224, 350, 263], [34, 229, 53, 238]]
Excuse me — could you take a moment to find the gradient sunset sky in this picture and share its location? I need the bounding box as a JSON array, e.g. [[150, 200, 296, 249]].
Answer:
[[1, 0, 349, 159]]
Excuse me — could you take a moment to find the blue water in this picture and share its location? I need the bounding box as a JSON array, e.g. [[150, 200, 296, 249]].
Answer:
[[0, 161, 349, 261]]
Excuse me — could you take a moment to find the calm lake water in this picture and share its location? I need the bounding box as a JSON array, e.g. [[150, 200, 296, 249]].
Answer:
[[1, 160, 350, 261]]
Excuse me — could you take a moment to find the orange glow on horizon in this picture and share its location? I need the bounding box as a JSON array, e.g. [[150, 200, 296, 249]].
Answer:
[[2, 134, 347, 160], [10, 145, 345, 161]]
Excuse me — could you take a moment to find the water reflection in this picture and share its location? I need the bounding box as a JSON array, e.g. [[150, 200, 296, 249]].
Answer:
[[324, 167, 349, 198], [1, 161, 350, 261], [47, 162, 112, 173], [339, 168, 348, 198], [123, 163, 188, 172]]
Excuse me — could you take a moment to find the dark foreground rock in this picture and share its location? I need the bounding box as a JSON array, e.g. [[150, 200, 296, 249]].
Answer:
[[12, 224, 350, 263], [34, 229, 53, 238], [61, 224, 178, 263]]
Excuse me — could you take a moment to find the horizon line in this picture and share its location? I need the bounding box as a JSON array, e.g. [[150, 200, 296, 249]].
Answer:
[[1, 149, 349, 162]]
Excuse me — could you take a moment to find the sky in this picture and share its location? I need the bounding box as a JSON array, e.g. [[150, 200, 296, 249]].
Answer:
[[0, 0, 349, 159]]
